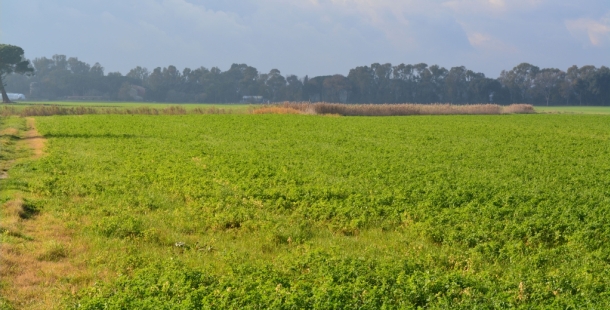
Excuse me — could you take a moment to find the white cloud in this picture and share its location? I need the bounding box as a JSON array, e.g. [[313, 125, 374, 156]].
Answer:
[[565, 13, 610, 46], [159, 0, 246, 34], [442, 0, 546, 14], [466, 32, 518, 53], [262, 0, 458, 51]]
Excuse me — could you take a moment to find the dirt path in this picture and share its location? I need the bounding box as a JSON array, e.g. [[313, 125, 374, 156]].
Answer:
[[0, 118, 88, 309], [24, 117, 46, 159]]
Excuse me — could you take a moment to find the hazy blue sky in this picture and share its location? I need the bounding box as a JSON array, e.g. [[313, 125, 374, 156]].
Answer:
[[1, 0, 608, 77]]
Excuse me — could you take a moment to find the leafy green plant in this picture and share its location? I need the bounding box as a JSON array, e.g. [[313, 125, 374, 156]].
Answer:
[[7, 113, 609, 308]]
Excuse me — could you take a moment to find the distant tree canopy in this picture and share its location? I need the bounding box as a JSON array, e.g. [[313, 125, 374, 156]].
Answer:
[[0, 44, 34, 103], [3, 54, 610, 105]]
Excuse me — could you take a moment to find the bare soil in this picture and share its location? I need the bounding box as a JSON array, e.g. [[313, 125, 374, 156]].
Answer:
[[24, 118, 46, 159]]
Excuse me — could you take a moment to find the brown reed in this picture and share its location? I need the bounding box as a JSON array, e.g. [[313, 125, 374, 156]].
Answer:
[[6, 105, 239, 117], [19, 106, 99, 117], [502, 104, 535, 114], [1, 106, 18, 117], [253, 102, 535, 116], [192, 107, 231, 114], [3, 102, 534, 118], [162, 106, 187, 115]]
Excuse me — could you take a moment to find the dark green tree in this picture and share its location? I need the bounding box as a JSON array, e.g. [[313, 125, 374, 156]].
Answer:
[[265, 69, 286, 102], [323, 74, 351, 103], [533, 68, 565, 106], [445, 66, 467, 103], [126, 66, 150, 84], [0, 44, 34, 103], [371, 63, 393, 102], [590, 66, 610, 105], [347, 66, 374, 103], [499, 63, 540, 103], [285, 75, 303, 101]]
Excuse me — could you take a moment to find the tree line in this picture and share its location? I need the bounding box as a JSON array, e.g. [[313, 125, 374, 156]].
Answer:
[[4, 54, 610, 105]]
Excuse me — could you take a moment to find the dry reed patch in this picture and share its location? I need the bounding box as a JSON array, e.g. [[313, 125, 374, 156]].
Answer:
[[1, 106, 18, 117], [23, 118, 46, 159], [162, 106, 187, 115], [502, 104, 535, 114], [20, 106, 98, 117], [267, 102, 535, 116], [12, 105, 239, 117], [192, 107, 232, 114]]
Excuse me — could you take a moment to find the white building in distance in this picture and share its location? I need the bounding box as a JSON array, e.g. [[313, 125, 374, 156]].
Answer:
[[7, 93, 26, 101]]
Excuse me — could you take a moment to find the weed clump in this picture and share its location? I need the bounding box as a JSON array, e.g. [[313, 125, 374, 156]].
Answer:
[[37, 241, 68, 262]]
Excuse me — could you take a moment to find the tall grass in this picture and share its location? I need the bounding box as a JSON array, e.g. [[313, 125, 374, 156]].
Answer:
[[2, 102, 535, 117], [1, 106, 18, 117], [250, 107, 304, 115], [501, 104, 536, 114], [9, 105, 236, 117], [255, 102, 535, 116]]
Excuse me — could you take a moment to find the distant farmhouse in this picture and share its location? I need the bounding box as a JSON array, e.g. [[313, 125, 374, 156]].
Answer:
[[241, 96, 266, 104], [7, 93, 26, 101], [125, 85, 146, 101]]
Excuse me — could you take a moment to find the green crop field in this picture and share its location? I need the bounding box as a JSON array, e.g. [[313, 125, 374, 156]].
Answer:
[[535, 106, 610, 114], [1, 113, 610, 308]]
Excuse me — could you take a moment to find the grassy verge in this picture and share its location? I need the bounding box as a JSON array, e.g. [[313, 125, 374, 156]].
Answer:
[[0, 116, 28, 310], [0, 117, 95, 310]]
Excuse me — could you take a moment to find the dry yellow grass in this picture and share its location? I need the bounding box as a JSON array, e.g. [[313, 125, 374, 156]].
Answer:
[[1, 207, 90, 309], [14, 105, 235, 117], [255, 102, 535, 116], [1, 106, 18, 117], [0, 127, 19, 136], [5, 102, 534, 117], [19, 106, 98, 116], [502, 104, 535, 114], [191, 107, 233, 114], [24, 118, 46, 159], [0, 119, 93, 309]]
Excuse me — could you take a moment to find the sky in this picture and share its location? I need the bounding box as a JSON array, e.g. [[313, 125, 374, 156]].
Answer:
[[1, 0, 609, 78]]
